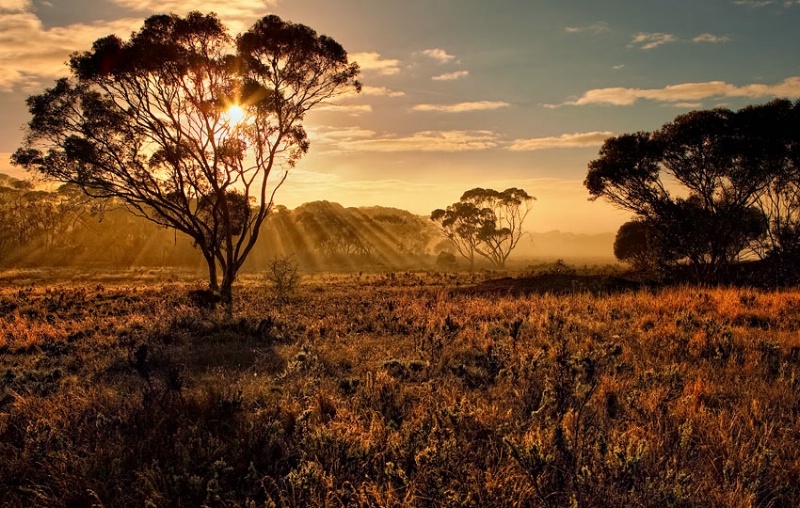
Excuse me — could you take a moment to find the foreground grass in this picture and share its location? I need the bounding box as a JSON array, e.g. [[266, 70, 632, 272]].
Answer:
[[1, 271, 800, 507]]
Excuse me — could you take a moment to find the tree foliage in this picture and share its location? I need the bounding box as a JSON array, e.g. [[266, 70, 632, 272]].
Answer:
[[431, 187, 534, 269], [12, 12, 360, 305], [588, 100, 800, 281]]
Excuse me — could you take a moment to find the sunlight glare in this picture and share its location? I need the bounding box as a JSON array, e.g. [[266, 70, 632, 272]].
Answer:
[[226, 105, 246, 126]]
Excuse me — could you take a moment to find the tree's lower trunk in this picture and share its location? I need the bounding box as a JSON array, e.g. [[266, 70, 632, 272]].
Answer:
[[220, 265, 237, 317], [206, 255, 219, 291]]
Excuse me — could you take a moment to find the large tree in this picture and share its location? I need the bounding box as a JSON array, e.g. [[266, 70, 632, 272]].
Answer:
[[12, 12, 360, 305], [586, 101, 800, 280], [431, 187, 534, 269]]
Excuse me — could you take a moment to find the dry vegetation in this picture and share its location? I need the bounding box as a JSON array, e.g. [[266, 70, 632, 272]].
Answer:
[[2, 269, 800, 507]]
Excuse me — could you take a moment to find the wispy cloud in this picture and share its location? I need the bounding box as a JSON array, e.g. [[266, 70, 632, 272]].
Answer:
[[311, 127, 500, 153], [112, 0, 280, 20], [555, 77, 800, 106], [432, 70, 469, 81], [313, 104, 373, 115], [0, 0, 31, 11], [564, 22, 609, 34], [629, 32, 677, 50], [693, 33, 732, 43], [420, 48, 456, 64], [509, 132, 613, 151], [351, 52, 401, 76], [360, 85, 405, 97], [412, 101, 510, 113], [733, 0, 773, 6], [0, 11, 141, 91]]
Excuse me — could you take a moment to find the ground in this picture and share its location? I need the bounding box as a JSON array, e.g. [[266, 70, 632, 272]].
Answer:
[[1, 268, 800, 507]]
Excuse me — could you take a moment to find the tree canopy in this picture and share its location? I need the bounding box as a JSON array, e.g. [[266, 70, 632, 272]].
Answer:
[[12, 12, 360, 305], [431, 187, 534, 269], [587, 99, 800, 281]]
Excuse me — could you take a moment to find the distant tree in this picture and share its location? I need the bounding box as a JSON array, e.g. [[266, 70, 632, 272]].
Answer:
[[431, 187, 534, 269], [435, 251, 458, 271], [613, 220, 657, 272], [586, 101, 793, 281], [12, 12, 360, 306]]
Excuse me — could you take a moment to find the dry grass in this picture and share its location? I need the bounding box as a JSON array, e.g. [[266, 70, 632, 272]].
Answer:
[[1, 271, 800, 507]]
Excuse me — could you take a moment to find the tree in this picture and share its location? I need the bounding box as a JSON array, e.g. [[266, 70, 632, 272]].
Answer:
[[12, 12, 360, 306], [586, 101, 793, 281], [431, 187, 534, 269], [613, 220, 657, 272]]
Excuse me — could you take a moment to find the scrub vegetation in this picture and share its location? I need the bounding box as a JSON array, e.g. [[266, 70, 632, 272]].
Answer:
[[2, 268, 800, 507]]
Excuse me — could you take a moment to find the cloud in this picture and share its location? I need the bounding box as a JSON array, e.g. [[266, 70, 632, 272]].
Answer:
[[733, 0, 773, 6], [629, 32, 677, 50], [558, 77, 800, 106], [0, 11, 141, 91], [351, 52, 401, 76], [412, 101, 510, 113], [693, 33, 732, 43], [112, 0, 279, 21], [313, 104, 373, 115], [509, 132, 613, 151], [0, 0, 30, 11], [420, 48, 456, 63], [360, 85, 405, 97], [432, 70, 469, 81], [311, 127, 501, 153], [564, 22, 609, 34]]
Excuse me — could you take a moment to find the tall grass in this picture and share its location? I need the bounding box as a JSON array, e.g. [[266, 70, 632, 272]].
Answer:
[[1, 272, 799, 506]]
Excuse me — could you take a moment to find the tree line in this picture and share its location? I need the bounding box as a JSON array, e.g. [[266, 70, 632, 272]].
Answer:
[[0, 177, 443, 270]]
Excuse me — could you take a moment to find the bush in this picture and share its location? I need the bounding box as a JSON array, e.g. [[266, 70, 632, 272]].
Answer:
[[266, 255, 301, 302]]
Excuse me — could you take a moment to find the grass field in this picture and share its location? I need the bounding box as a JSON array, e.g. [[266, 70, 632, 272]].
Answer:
[[2, 269, 800, 507]]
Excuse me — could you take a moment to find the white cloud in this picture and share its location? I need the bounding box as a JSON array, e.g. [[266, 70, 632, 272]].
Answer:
[[564, 22, 609, 35], [112, 0, 279, 21], [432, 70, 469, 81], [693, 33, 732, 43], [509, 132, 613, 151], [733, 0, 773, 6], [311, 127, 500, 153], [629, 32, 677, 50], [313, 104, 373, 115], [612, 64, 625, 70], [412, 101, 510, 113], [420, 48, 456, 63], [0, 11, 142, 91], [558, 77, 800, 106], [360, 85, 405, 97], [351, 52, 401, 76]]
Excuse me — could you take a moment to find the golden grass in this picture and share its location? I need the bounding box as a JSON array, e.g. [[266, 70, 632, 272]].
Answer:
[[1, 271, 799, 506]]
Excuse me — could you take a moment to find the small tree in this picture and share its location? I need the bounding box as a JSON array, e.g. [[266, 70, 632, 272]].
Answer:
[[431, 187, 534, 269], [13, 12, 360, 306]]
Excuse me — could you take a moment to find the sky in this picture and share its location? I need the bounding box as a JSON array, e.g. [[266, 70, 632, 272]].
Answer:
[[1, 0, 800, 233]]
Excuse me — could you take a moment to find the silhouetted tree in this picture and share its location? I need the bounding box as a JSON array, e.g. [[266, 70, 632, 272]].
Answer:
[[432, 187, 534, 269], [13, 12, 360, 306], [587, 101, 794, 281], [613, 220, 657, 273]]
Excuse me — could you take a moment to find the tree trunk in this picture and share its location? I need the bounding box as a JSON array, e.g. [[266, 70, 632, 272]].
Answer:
[[220, 265, 237, 317], [205, 254, 219, 291]]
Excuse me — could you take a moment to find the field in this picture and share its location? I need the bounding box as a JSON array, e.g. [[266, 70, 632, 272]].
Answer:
[[2, 269, 800, 507]]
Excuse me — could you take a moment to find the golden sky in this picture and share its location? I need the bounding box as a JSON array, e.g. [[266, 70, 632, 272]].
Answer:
[[2, 0, 800, 233]]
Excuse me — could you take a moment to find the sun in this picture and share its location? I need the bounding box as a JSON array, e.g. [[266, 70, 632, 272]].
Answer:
[[226, 104, 246, 126]]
